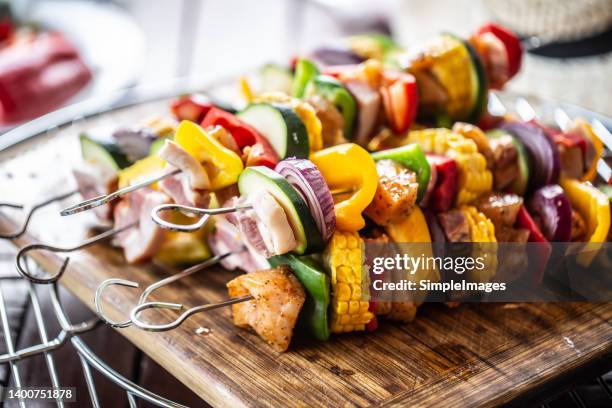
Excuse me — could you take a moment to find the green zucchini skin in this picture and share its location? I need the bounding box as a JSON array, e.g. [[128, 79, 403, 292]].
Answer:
[[305, 75, 356, 139], [80, 133, 130, 171], [463, 39, 488, 123], [238, 166, 324, 255], [238, 103, 310, 159]]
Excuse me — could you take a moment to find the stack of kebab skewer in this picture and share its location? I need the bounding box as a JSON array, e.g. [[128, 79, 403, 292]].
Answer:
[[66, 23, 611, 352]]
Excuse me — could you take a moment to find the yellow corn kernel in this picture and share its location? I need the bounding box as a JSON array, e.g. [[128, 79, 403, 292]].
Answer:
[[325, 231, 374, 333], [408, 129, 492, 206]]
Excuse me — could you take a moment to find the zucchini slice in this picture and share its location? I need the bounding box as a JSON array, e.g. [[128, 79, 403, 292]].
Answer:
[[238, 166, 324, 254], [237, 103, 309, 159], [463, 40, 488, 123], [80, 134, 128, 172]]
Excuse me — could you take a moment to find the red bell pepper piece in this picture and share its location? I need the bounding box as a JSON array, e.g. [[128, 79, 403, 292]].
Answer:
[[201, 107, 279, 168], [476, 23, 523, 79], [515, 206, 551, 284], [170, 94, 212, 123], [380, 71, 418, 134], [426, 154, 458, 213]]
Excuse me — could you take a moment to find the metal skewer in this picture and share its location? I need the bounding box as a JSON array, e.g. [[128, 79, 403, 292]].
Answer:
[[60, 168, 181, 217], [151, 188, 352, 232], [0, 190, 78, 239], [94, 252, 232, 328], [130, 295, 254, 332], [15, 222, 137, 284], [152, 203, 253, 232]]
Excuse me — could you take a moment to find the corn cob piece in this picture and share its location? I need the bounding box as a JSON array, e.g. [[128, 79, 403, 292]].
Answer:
[[408, 128, 492, 205], [460, 205, 497, 283], [324, 231, 374, 333], [415, 35, 476, 119]]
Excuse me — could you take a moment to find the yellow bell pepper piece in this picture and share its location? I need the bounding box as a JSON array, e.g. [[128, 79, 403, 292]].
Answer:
[[573, 119, 604, 182], [174, 120, 244, 190], [118, 155, 166, 189], [561, 177, 610, 243], [385, 206, 431, 243], [310, 143, 377, 232], [384, 207, 439, 305], [155, 231, 211, 265]]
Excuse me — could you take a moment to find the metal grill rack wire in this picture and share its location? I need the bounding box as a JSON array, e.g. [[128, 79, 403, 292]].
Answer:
[[0, 87, 611, 407]]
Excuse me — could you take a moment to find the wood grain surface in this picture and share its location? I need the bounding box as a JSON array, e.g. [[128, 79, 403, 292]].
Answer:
[[0, 99, 611, 408]]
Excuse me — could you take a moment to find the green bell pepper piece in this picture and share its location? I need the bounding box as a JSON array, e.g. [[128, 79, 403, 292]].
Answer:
[[371, 143, 431, 203], [268, 254, 330, 341], [304, 75, 356, 139], [292, 58, 319, 98]]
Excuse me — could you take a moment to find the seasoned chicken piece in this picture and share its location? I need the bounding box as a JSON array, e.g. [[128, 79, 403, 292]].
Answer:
[[250, 190, 297, 256], [438, 209, 470, 242], [489, 135, 519, 190], [158, 140, 210, 189], [114, 188, 170, 264], [307, 96, 346, 147], [72, 164, 118, 222], [227, 266, 305, 352], [365, 160, 419, 226], [158, 175, 210, 207], [207, 212, 269, 273], [474, 193, 523, 229]]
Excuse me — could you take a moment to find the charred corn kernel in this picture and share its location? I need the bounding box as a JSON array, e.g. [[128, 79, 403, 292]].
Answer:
[[408, 128, 492, 206], [452, 122, 493, 167], [461, 206, 497, 283], [424, 35, 476, 120], [325, 231, 374, 333]]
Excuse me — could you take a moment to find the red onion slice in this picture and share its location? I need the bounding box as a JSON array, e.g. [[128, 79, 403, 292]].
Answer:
[[528, 184, 571, 242], [501, 121, 560, 193], [275, 158, 336, 242]]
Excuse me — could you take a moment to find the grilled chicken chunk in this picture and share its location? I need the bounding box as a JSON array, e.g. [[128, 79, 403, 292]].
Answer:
[[489, 135, 519, 191], [72, 164, 118, 222], [438, 209, 470, 242], [307, 96, 345, 147], [475, 193, 530, 243], [158, 140, 210, 189], [250, 190, 297, 256], [158, 175, 210, 207], [158, 140, 211, 206], [366, 160, 419, 226], [475, 193, 522, 229], [114, 188, 170, 264], [207, 212, 269, 273], [227, 266, 305, 352]]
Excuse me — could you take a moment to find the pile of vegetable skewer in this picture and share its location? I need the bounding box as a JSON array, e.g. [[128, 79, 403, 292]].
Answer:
[[69, 23, 611, 352]]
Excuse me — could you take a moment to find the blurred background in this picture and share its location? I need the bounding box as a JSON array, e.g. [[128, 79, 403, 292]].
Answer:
[[1, 0, 611, 132]]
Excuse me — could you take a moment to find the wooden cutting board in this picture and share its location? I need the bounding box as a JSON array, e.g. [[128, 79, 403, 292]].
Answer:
[[1, 98, 611, 408]]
